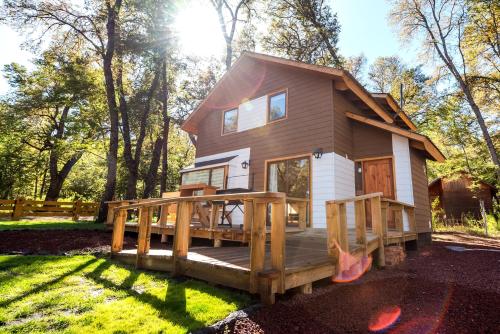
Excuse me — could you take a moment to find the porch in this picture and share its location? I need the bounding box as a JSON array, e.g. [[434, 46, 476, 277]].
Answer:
[[109, 192, 416, 304]]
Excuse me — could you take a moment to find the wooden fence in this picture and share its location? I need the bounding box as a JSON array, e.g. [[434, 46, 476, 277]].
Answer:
[[0, 198, 99, 220]]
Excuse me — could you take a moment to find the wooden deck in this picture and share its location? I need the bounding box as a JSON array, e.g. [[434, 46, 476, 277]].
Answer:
[[109, 192, 418, 304]]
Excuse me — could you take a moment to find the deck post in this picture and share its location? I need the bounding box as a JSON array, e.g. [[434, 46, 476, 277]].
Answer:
[[271, 198, 286, 294], [242, 200, 253, 243], [136, 207, 153, 267], [106, 202, 117, 225], [354, 199, 367, 247], [72, 200, 82, 221], [298, 282, 312, 294], [249, 200, 267, 294], [370, 196, 385, 267], [12, 197, 24, 221], [325, 203, 338, 257], [111, 209, 127, 254], [172, 201, 193, 276]]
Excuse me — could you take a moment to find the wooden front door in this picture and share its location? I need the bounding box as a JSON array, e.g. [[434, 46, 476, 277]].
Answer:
[[362, 158, 395, 199], [362, 158, 395, 228]]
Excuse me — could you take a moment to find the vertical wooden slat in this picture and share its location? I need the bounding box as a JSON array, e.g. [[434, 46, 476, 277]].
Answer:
[[338, 203, 348, 251], [172, 201, 193, 276], [381, 201, 389, 243], [298, 202, 307, 230], [111, 209, 127, 254], [355, 199, 366, 246], [242, 200, 253, 243], [159, 203, 169, 243], [406, 207, 416, 233], [137, 207, 153, 258], [106, 203, 117, 225], [394, 206, 404, 236], [370, 196, 385, 267], [249, 201, 267, 294], [271, 199, 286, 293]]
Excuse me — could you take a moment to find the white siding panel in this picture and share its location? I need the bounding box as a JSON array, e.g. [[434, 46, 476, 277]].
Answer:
[[392, 134, 414, 231], [195, 148, 251, 227], [334, 154, 356, 228], [312, 153, 335, 228], [195, 148, 251, 190], [237, 95, 267, 132]]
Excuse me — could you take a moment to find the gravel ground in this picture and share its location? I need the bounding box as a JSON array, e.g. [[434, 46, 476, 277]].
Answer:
[[221, 233, 500, 334], [2, 230, 499, 333]]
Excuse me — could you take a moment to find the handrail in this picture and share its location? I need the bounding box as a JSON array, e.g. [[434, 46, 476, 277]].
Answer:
[[113, 192, 286, 211], [110, 191, 289, 299], [327, 192, 383, 204], [381, 198, 415, 208]]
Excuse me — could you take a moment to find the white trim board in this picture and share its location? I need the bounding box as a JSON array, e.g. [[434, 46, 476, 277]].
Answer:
[[392, 134, 414, 231]]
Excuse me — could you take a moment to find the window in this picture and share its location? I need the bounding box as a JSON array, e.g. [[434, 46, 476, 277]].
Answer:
[[267, 157, 309, 199], [268, 92, 287, 122], [223, 108, 238, 134], [181, 167, 226, 189]]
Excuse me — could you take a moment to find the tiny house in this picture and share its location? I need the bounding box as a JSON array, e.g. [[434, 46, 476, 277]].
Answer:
[[429, 172, 497, 222], [180, 52, 445, 242]]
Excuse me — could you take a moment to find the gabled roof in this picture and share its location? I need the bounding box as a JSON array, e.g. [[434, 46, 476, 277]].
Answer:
[[182, 51, 395, 134], [345, 112, 445, 162], [371, 93, 418, 131]]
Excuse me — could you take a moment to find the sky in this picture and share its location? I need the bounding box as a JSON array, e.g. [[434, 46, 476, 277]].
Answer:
[[0, 0, 420, 94]]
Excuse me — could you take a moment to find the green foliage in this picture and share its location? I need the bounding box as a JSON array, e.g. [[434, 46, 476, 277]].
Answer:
[[0, 255, 252, 333], [432, 214, 500, 238], [261, 0, 341, 66]]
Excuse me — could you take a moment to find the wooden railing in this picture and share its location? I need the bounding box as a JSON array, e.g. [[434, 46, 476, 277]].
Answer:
[[326, 193, 386, 266], [0, 198, 99, 220], [380, 198, 416, 242], [110, 192, 288, 298]]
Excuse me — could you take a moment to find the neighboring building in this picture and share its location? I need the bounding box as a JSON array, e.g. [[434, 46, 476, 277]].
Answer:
[[428, 172, 497, 222], [180, 52, 445, 241]]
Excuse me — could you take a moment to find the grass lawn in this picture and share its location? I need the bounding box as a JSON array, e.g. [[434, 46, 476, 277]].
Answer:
[[0, 220, 106, 231], [0, 255, 252, 334]]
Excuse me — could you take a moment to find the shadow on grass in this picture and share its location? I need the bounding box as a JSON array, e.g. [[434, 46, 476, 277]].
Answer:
[[85, 259, 248, 331], [0, 257, 98, 308]]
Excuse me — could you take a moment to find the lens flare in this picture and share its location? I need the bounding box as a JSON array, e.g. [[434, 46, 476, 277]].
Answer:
[[331, 238, 373, 283], [368, 306, 402, 332]]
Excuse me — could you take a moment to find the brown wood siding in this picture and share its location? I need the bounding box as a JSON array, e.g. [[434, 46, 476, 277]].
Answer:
[[195, 59, 334, 191], [352, 123, 393, 160], [410, 148, 432, 233], [332, 90, 353, 157], [441, 177, 494, 219]]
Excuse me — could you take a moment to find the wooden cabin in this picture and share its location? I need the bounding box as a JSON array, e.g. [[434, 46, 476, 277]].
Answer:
[[429, 173, 497, 223], [108, 52, 445, 304], [180, 52, 445, 242]]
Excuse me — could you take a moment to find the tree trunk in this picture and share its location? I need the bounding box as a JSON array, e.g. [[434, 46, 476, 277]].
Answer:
[[97, 0, 122, 222], [160, 59, 170, 194], [143, 137, 163, 198], [44, 152, 83, 201]]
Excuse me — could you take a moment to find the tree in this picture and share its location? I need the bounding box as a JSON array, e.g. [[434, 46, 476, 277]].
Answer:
[[3, 0, 124, 220], [368, 56, 404, 93], [1, 49, 105, 200], [389, 0, 500, 173], [262, 0, 341, 66], [211, 0, 254, 70], [342, 54, 367, 82]]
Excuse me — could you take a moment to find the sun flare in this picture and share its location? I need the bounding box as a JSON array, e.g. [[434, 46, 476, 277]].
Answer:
[[173, 1, 226, 58]]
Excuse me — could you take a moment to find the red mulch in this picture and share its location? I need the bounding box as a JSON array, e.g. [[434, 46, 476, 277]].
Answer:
[[225, 233, 500, 334], [0, 230, 150, 255]]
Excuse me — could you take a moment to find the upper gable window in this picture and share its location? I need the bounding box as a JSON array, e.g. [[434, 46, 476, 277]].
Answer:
[[223, 108, 238, 134], [268, 91, 287, 122]]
